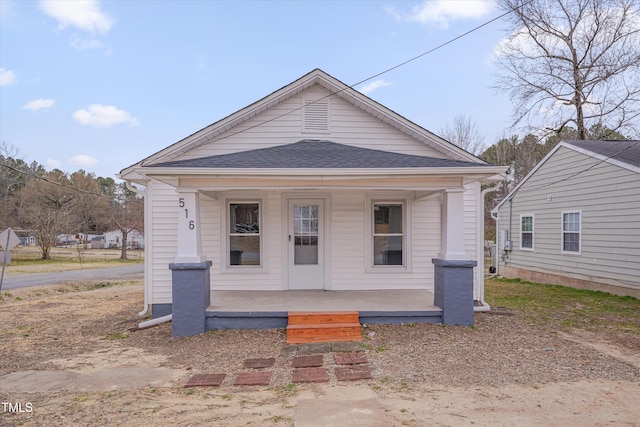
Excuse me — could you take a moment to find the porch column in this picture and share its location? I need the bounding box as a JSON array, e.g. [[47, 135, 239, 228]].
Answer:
[[175, 189, 206, 263], [433, 188, 475, 326], [170, 189, 211, 337], [439, 188, 467, 260]]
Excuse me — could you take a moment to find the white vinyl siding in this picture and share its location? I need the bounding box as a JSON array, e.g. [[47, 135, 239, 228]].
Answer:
[[168, 85, 448, 161], [147, 179, 179, 304], [520, 214, 534, 250], [497, 145, 640, 291]]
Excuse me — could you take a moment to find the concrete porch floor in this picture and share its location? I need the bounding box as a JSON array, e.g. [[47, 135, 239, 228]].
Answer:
[[208, 289, 438, 312]]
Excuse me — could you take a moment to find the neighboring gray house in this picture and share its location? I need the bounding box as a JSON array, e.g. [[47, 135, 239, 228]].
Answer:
[[493, 140, 640, 298]]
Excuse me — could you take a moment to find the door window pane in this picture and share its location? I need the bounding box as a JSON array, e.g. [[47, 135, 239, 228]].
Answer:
[[294, 204, 318, 265]]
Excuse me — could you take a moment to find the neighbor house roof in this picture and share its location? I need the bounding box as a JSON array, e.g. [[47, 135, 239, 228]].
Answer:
[[149, 140, 492, 169], [563, 140, 640, 169], [493, 139, 640, 212]]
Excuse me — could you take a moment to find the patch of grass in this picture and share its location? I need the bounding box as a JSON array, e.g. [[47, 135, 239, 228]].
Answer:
[[374, 344, 387, 352], [485, 277, 640, 336], [74, 394, 90, 402], [360, 343, 373, 350], [220, 394, 231, 400], [101, 331, 128, 340]]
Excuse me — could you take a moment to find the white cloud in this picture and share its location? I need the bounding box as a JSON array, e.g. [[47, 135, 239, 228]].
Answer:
[[72, 104, 139, 127], [358, 79, 393, 95], [0, 68, 16, 86], [40, 0, 113, 34], [69, 154, 97, 167], [24, 98, 55, 111], [46, 158, 62, 169], [388, 0, 495, 29]]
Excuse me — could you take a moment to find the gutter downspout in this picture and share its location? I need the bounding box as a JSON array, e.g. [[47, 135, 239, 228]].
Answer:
[[475, 182, 502, 312], [124, 181, 151, 317]]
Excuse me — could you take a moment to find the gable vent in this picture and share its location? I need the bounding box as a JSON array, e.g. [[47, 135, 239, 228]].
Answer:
[[303, 99, 330, 133]]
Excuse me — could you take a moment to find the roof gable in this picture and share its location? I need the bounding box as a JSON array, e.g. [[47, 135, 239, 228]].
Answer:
[[121, 69, 484, 176], [149, 140, 490, 169], [494, 139, 640, 212]]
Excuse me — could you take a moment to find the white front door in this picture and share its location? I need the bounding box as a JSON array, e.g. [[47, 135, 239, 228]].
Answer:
[[288, 199, 324, 290]]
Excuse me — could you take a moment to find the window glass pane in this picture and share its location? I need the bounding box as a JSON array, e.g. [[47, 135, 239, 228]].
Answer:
[[563, 233, 580, 252], [521, 217, 533, 232], [230, 203, 259, 234], [563, 212, 580, 232], [373, 236, 403, 265], [374, 204, 403, 234], [522, 233, 533, 248], [230, 235, 260, 265]]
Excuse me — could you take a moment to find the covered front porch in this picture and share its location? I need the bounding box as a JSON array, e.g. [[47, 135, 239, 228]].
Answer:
[[205, 289, 442, 329]]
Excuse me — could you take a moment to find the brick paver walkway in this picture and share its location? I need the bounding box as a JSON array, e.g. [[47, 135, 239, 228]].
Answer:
[[335, 365, 373, 381], [334, 352, 368, 365], [234, 371, 272, 386], [292, 355, 324, 368], [183, 341, 372, 388], [293, 367, 330, 383], [184, 373, 226, 388]]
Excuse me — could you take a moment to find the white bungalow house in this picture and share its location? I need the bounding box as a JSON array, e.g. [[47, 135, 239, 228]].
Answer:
[[493, 139, 640, 298], [118, 69, 505, 336]]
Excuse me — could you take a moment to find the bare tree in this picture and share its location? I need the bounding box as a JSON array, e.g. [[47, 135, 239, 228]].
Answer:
[[439, 115, 486, 155], [70, 170, 109, 247], [493, 0, 640, 139], [17, 171, 76, 259], [99, 181, 144, 260]]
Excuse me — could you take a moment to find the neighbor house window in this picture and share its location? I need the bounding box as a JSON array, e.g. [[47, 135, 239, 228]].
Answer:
[[229, 202, 261, 266], [561, 211, 581, 254], [520, 214, 534, 250], [373, 203, 404, 266]]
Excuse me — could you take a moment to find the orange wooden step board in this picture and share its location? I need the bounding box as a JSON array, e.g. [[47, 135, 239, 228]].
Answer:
[[286, 311, 362, 344]]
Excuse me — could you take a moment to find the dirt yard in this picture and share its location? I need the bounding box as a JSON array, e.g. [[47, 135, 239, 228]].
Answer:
[[1, 279, 639, 426]]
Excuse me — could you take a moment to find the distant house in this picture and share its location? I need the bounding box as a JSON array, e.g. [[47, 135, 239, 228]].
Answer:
[[105, 229, 144, 249], [118, 69, 505, 337], [493, 140, 640, 298], [90, 236, 106, 249]]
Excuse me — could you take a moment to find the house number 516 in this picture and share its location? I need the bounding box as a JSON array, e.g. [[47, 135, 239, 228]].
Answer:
[[179, 198, 195, 230]]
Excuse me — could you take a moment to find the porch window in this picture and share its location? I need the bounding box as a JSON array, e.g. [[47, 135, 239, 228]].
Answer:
[[520, 214, 534, 250], [373, 203, 404, 266], [229, 202, 261, 266], [561, 211, 581, 254]]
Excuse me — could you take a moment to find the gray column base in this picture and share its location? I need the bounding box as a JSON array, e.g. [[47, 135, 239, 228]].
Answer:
[[432, 258, 477, 326], [169, 260, 213, 337]]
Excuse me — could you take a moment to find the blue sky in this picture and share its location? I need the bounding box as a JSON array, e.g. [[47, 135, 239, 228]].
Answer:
[[1, 0, 513, 179]]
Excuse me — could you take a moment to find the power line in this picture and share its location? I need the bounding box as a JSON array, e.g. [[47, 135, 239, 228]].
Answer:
[[145, 1, 534, 164], [0, 162, 144, 205]]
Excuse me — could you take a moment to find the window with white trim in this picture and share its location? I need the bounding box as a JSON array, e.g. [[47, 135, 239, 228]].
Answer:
[[520, 214, 534, 250], [561, 211, 581, 254], [373, 203, 404, 266], [228, 202, 261, 266]]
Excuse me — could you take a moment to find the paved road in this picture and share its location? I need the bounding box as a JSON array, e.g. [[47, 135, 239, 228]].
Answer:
[[1, 264, 144, 290]]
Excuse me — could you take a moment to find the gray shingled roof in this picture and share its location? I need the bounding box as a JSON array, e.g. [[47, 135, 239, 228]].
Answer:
[[564, 140, 640, 169], [149, 140, 490, 169]]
